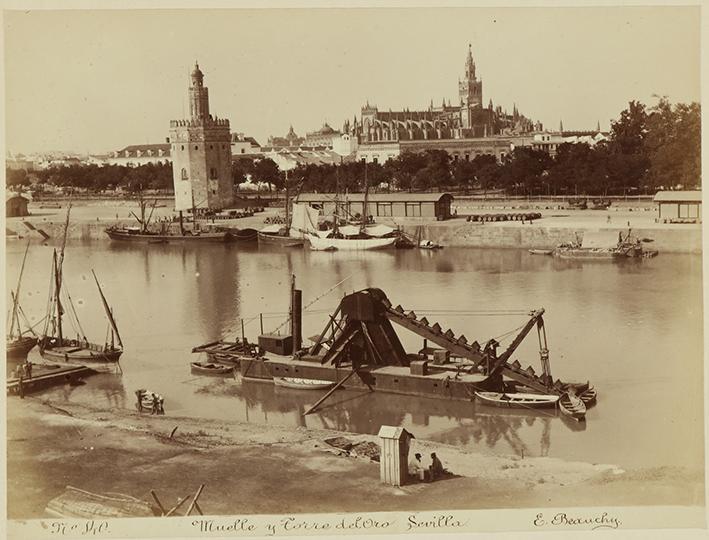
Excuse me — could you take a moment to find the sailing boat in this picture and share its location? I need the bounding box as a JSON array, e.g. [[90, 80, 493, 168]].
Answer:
[[39, 206, 124, 364], [6, 241, 38, 360], [105, 191, 228, 243], [307, 162, 397, 251], [258, 173, 316, 247]]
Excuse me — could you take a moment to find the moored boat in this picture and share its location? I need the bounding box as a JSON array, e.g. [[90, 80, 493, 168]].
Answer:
[[475, 391, 559, 409], [528, 249, 553, 255], [40, 206, 124, 365], [190, 362, 234, 375], [273, 377, 335, 390], [419, 239, 443, 250], [7, 241, 38, 361], [105, 226, 228, 243], [559, 391, 587, 421]]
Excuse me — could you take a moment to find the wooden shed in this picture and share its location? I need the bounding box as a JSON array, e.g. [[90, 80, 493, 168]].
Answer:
[[378, 426, 415, 486], [654, 191, 702, 223], [298, 192, 454, 221], [6, 194, 30, 218]]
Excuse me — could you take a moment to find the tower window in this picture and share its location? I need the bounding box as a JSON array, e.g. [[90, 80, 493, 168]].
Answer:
[[210, 167, 218, 179], [194, 145, 198, 150], [181, 168, 188, 181], [181, 145, 184, 151], [210, 145, 213, 150]]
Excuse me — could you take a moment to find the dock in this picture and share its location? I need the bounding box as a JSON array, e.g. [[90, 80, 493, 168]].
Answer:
[[7, 364, 96, 396]]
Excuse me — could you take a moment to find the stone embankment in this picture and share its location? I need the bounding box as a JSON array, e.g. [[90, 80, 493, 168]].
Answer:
[[401, 222, 702, 254]]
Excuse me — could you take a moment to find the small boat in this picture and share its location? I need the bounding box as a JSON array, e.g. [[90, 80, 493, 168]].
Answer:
[[192, 339, 260, 363], [419, 240, 443, 250], [559, 391, 586, 421], [528, 249, 553, 255], [578, 386, 597, 406], [475, 391, 559, 409], [190, 362, 234, 376], [46, 486, 158, 519], [273, 377, 335, 390]]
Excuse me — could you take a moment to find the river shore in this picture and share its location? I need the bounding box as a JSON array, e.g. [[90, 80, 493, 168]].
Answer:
[[6, 395, 703, 519], [6, 199, 702, 253]]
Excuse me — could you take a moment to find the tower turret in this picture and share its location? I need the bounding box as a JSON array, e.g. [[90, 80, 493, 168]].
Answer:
[[189, 61, 210, 121]]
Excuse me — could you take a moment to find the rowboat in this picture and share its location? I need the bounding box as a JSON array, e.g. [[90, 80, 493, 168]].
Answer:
[[559, 391, 586, 421], [273, 377, 335, 390], [528, 249, 553, 255], [475, 391, 559, 409], [578, 386, 597, 406], [190, 362, 234, 376], [419, 240, 443, 250]]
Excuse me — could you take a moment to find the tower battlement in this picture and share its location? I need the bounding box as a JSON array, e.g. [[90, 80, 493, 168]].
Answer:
[[170, 117, 230, 128]]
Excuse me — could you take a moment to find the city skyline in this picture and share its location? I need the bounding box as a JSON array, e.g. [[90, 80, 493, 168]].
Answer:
[[4, 6, 701, 155]]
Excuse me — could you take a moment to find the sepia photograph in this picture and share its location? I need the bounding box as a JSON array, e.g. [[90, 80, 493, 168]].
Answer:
[[2, 4, 705, 539]]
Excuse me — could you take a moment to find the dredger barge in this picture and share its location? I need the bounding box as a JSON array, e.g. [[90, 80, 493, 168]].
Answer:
[[203, 281, 592, 415]]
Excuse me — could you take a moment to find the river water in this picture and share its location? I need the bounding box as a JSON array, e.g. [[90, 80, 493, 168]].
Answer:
[[6, 240, 704, 471]]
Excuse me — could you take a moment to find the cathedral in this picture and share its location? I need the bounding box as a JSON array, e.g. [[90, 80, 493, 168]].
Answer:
[[169, 62, 233, 211], [346, 45, 539, 144]]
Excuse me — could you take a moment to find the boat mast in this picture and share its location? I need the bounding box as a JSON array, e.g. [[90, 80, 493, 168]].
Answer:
[[9, 240, 31, 339], [361, 161, 369, 235], [53, 249, 63, 343], [284, 170, 290, 230], [54, 205, 72, 344], [91, 270, 123, 349], [333, 167, 340, 235]]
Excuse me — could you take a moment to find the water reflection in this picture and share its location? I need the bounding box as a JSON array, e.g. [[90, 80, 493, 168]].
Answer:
[[5, 241, 703, 470]]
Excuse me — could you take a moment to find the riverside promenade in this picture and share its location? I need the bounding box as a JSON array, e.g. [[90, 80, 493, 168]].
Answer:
[[6, 198, 702, 254]]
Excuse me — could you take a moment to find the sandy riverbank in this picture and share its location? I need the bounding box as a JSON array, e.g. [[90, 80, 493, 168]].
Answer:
[[6, 396, 703, 519]]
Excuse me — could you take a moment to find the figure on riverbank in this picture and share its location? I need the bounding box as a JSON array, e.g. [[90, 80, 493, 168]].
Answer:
[[409, 452, 425, 481]]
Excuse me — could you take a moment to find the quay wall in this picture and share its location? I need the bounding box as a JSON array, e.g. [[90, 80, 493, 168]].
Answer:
[[401, 223, 703, 254], [7, 218, 702, 254]]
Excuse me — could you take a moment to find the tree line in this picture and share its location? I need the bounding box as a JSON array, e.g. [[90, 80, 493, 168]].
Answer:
[[6, 98, 699, 196]]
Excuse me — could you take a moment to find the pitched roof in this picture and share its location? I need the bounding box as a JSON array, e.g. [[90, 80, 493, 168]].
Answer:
[[653, 191, 702, 203], [298, 192, 453, 203], [116, 144, 171, 153]]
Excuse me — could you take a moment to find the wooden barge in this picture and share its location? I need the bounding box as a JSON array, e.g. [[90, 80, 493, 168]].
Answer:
[[7, 364, 95, 396]]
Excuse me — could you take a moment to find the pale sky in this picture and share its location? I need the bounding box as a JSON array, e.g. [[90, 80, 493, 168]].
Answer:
[[3, 6, 701, 154]]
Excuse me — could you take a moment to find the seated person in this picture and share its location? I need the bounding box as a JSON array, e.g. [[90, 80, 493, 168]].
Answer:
[[408, 452, 425, 481], [429, 452, 445, 480]]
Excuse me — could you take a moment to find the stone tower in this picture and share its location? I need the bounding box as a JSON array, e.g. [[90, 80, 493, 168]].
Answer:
[[459, 44, 483, 129], [169, 62, 232, 212]]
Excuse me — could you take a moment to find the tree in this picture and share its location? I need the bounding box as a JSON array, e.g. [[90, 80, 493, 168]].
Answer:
[[232, 158, 254, 189], [251, 158, 280, 193], [6, 168, 30, 187], [610, 100, 648, 155], [644, 98, 700, 189]]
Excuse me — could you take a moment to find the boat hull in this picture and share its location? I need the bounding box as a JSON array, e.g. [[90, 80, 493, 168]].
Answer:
[[190, 362, 234, 376], [307, 236, 396, 251], [105, 228, 228, 243], [559, 392, 587, 421], [6, 336, 38, 360], [273, 377, 335, 390], [475, 391, 559, 409], [257, 232, 305, 247], [40, 339, 122, 363]]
